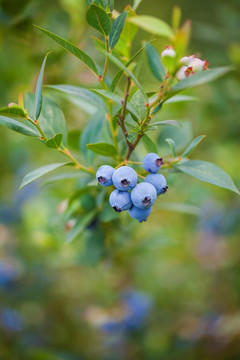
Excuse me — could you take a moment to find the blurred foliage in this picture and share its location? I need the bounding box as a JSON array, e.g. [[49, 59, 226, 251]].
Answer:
[[0, 0, 240, 359]]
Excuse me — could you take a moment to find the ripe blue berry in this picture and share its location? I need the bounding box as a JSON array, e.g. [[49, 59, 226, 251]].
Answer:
[[109, 189, 132, 213], [145, 174, 168, 195], [128, 206, 152, 222], [143, 153, 163, 173], [96, 165, 114, 187], [131, 183, 157, 209], [112, 166, 138, 191]]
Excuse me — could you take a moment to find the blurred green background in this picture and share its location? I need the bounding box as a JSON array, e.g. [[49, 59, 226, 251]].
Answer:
[[0, 0, 240, 359]]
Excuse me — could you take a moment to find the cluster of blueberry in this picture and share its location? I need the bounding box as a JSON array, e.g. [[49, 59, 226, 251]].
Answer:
[[96, 153, 168, 222]]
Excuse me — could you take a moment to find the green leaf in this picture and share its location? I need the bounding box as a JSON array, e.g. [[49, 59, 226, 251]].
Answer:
[[34, 25, 99, 75], [115, 6, 138, 58], [171, 67, 231, 94], [151, 120, 180, 127], [92, 89, 141, 121], [110, 42, 148, 91], [98, 49, 148, 101], [0, 116, 39, 137], [158, 120, 193, 153], [146, 43, 165, 82], [109, 11, 128, 49], [130, 89, 147, 121], [133, 0, 143, 10], [128, 16, 174, 38], [86, 4, 112, 36], [164, 95, 198, 104], [165, 138, 176, 157], [86, 142, 117, 157], [19, 162, 71, 189], [175, 160, 240, 194], [93, 0, 105, 8], [0, 105, 28, 118], [43, 172, 81, 185], [142, 134, 158, 153], [66, 211, 97, 243], [182, 135, 206, 157], [25, 93, 68, 146], [109, 0, 114, 11], [80, 112, 106, 163], [45, 133, 63, 149], [46, 85, 107, 114], [34, 52, 50, 120], [157, 202, 201, 216]]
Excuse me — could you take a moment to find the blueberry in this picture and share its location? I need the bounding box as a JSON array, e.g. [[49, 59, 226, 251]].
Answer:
[[131, 183, 157, 209], [109, 189, 132, 213], [128, 206, 152, 222], [112, 166, 138, 191], [143, 153, 163, 173], [145, 174, 168, 195], [96, 165, 114, 186]]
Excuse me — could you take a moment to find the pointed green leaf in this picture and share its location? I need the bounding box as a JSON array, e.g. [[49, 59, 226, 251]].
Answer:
[[157, 202, 201, 216], [182, 135, 206, 157], [66, 210, 97, 243], [19, 162, 71, 189], [109, 11, 128, 50], [0, 116, 39, 137], [43, 172, 81, 185], [151, 120, 180, 127], [80, 112, 106, 163], [133, 0, 143, 10], [86, 4, 112, 36], [86, 142, 117, 157], [158, 120, 193, 153], [109, 0, 114, 11], [164, 95, 198, 104], [34, 25, 99, 75], [176, 160, 240, 194], [130, 90, 147, 121], [46, 85, 107, 114], [99, 49, 148, 101], [115, 6, 138, 58], [45, 133, 63, 149], [165, 138, 176, 157], [146, 43, 165, 82], [110, 42, 148, 91], [171, 67, 231, 94], [92, 89, 141, 121], [25, 93, 68, 146], [128, 16, 174, 38], [142, 134, 158, 154], [0, 105, 28, 118], [34, 52, 50, 120]]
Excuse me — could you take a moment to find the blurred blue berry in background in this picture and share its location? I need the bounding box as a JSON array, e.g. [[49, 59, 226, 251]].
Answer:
[[0, 307, 23, 332]]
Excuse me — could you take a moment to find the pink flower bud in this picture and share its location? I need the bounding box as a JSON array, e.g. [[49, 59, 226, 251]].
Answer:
[[161, 45, 176, 58], [188, 57, 205, 72], [180, 55, 195, 66]]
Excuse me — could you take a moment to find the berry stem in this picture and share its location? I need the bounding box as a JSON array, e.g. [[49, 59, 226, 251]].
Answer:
[[124, 74, 172, 161], [101, 37, 110, 84], [117, 77, 133, 149], [27, 117, 94, 176], [58, 146, 95, 175]]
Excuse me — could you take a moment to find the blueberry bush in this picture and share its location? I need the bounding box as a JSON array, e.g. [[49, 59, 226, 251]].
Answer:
[[0, 0, 239, 239]]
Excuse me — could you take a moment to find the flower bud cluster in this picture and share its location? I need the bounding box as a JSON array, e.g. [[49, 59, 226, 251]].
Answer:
[[161, 45, 209, 80]]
